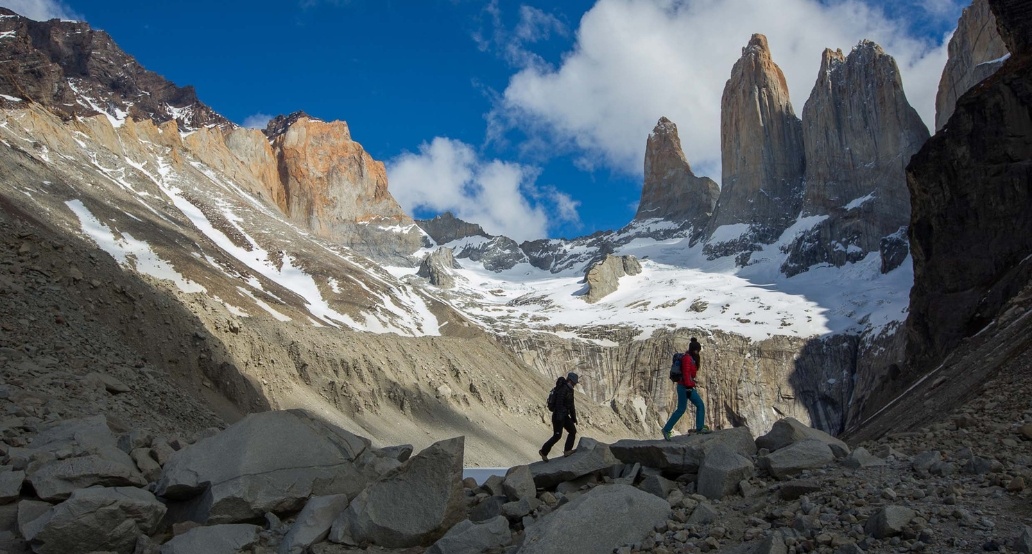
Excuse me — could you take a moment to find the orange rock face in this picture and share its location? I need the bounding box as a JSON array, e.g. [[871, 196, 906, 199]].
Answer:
[[271, 118, 410, 238]]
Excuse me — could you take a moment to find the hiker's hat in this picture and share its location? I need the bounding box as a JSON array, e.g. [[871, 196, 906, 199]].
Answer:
[[566, 372, 579, 384]]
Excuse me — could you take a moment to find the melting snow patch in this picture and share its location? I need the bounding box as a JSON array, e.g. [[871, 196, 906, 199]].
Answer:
[[845, 193, 875, 211], [0, 93, 22, 101], [237, 287, 291, 322], [65, 199, 205, 294]]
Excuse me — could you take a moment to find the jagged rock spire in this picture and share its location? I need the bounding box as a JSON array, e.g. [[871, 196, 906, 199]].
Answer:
[[782, 41, 929, 276], [935, 0, 1009, 131], [705, 34, 805, 259], [635, 117, 718, 231]]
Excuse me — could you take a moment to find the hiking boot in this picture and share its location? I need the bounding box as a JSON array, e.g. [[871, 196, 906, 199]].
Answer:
[[563, 450, 574, 457], [538, 450, 548, 462], [698, 426, 712, 434], [662, 430, 672, 441]]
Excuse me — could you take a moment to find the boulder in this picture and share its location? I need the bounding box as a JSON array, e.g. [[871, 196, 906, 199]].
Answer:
[[470, 495, 505, 523], [636, 473, 676, 500], [24, 416, 146, 501], [610, 427, 756, 475], [279, 494, 349, 554], [584, 254, 642, 303], [758, 439, 835, 479], [21, 486, 166, 554], [755, 417, 849, 457], [158, 524, 260, 554], [528, 438, 619, 489], [843, 447, 887, 469], [864, 505, 915, 539], [779, 479, 822, 501], [686, 502, 718, 525], [0, 470, 24, 504], [1013, 526, 1032, 554], [417, 247, 461, 288], [155, 409, 376, 524], [697, 444, 755, 500], [426, 516, 511, 554], [329, 436, 465, 548], [28, 455, 148, 501], [502, 465, 536, 501], [517, 484, 669, 553]]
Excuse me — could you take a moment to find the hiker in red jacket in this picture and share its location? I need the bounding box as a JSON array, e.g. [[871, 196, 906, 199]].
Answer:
[[662, 337, 709, 440]]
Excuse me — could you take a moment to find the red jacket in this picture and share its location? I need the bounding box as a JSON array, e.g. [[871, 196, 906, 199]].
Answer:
[[680, 353, 699, 388]]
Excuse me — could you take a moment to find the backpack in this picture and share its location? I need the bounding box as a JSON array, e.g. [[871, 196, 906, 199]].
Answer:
[[546, 377, 566, 412], [669, 352, 684, 382]]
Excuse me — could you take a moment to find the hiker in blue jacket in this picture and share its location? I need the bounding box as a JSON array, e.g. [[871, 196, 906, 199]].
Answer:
[[662, 338, 709, 440], [539, 372, 579, 461]]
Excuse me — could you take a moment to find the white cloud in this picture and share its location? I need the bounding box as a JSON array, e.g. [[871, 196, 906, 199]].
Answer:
[[387, 137, 577, 242], [493, 0, 953, 182], [474, 0, 569, 70], [241, 113, 273, 129], [0, 0, 79, 20]]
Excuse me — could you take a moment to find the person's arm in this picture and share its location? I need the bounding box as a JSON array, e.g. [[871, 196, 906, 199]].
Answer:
[[568, 387, 577, 423]]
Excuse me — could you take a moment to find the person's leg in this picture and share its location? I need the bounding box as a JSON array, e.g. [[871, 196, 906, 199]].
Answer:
[[540, 417, 563, 456], [562, 418, 577, 453], [661, 384, 688, 436], [688, 388, 706, 430]]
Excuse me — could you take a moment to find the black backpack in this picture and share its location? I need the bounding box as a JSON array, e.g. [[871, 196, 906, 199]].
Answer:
[[546, 377, 566, 411], [669, 352, 684, 382]]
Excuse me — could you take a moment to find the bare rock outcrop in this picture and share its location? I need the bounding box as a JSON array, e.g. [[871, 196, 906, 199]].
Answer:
[[905, 0, 1032, 375], [783, 41, 929, 276], [935, 0, 1009, 131], [0, 8, 227, 129], [635, 117, 719, 233], [416, 212, 490, 245], [583, 254, 641, 303], [705, 34, 805, 261], [418, 247, 462, 288]]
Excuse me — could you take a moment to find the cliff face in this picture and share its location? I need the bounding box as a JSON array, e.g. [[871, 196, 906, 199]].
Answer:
[[935, 0, 1009, 131], [783, 42, 929, 276], [502, 328, 859, 437], [635, 117, 719, 233], [705, 34, 805, 260], [906, 0, 1032, 378]]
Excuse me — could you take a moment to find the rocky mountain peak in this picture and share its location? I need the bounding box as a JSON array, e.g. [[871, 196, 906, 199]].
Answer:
[[935, 0, 1009, 131], [635, 117, 719, 230], [263, 111, 326, 140], [0, 9, 227, 129], [705, 33, 805, 261], [416, 212, 490, 245], [784, 39, 928, 276]]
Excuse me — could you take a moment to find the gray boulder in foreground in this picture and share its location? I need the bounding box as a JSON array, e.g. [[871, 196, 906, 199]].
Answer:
[[529, 438, 619, 489], [517, 484, 669, 553], [21, 486, 166, 554], [159, 524, 261, 554], [426, 516, 511, 554], [279, 494, 350, 554], [756, 417, 849, 457], [23, 416, 147, 501], [758, 439, 836, 479], [155, 409, 377, 524], [330, 436, 466, 548], [697, 444, 755, 500]]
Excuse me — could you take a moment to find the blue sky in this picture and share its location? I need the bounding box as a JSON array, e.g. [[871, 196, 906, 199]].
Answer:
[[2, 0, 968, 242]]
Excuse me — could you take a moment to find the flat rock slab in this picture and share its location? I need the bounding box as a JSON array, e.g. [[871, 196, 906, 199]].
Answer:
[[528, 438, 618, 490], [610, 427, 756, 476], [155, 409, 374, 524], [756, 417, 849, 457], [517, 484, 669, 553], [159, 523, 260, 554], [759, 439, 835, 480]]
